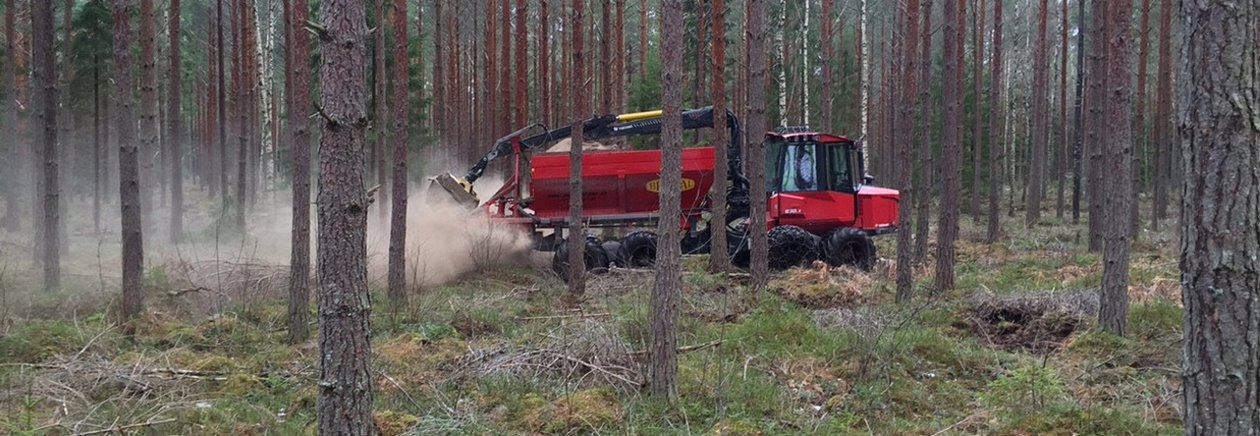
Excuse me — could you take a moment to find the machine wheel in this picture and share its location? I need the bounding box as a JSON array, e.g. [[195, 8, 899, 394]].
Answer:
[[552, 236, 611, 281], [767, 225, 820, 270], [821, 228, 876, 271], [618, 231, 659, 268], [601, 240, 624, 267], [726, 216, 753, 269]]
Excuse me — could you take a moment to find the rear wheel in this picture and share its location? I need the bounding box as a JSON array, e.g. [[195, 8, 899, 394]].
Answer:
[[552, 236, 611, 281], [821, 228, 876, 270], [768, 225, 820, 270], [618, 231, 659, 268]]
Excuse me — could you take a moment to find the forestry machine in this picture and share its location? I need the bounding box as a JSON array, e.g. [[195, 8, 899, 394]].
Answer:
[[430, 107, 900, 277]]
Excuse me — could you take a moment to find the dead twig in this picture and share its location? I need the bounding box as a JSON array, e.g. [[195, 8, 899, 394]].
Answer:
[[74, 417, 177, 435], [630, 340, 724, 357]]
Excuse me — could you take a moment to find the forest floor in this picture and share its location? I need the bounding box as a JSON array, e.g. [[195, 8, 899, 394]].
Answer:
[[0, 199, 1184, 435]]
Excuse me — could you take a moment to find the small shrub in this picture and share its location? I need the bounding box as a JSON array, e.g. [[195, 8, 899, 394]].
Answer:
[[982, 365, 1068, 414], [0, 320, 80, 363]]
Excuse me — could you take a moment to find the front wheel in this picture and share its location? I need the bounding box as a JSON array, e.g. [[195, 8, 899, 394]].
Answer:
[[821, 228, 876, 270], [768, 225, 820, 270], [618, 231, 659, 268], [552, 236, 611, 281]]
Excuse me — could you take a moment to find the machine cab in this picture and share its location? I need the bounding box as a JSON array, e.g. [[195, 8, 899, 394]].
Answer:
[[763, 129, 875, 234]]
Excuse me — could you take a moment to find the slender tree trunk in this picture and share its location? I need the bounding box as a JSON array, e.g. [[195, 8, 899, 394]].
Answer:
[[315, 0, 374, 432], [139, 0, 157, 222], [895, 0, 919, 303], [615, 0, 625, 112], [387, 0, 410, 306], [287, 0, 313, 344], [540, 0, 551, 122], [432, 0, 444, 144], [969, 0, 984, 221], [33, 0, 59, 292], [820, 0, 833, 132], [708, 0, 730, 272], [93, 63, 102, 235], [483, 0, 497, 147], [650, 0, 683, 399], [1098, 0, 1134, 336], [1085, 0, 1107, 251], [914, 0, 933, 263], [567, 0, 587, 294], [1056, 0, 1068, 218], [1179, 2, 1260, 432], [1132, 0, 1151, 236], [986, 0, 1004, 243], [935, 0, 962, 293], [500, 0, 512, 133], [515, 0, 527, 124], [112, 0, 145, 325], [374, 0, 388, 224], [235, 0, 251, 233], [1150, 0, 1172, 230], [170, 0, 184, 242], [1, 0, 17, 233], [746, 0, 768, 290], [1071, 0, 1085, 223], [1026, 0, 1049, 227], [600, 0, 612, 114], [639, 0, 648, 80], [218, 0, 229, 207], [858, 0, 868, 146]]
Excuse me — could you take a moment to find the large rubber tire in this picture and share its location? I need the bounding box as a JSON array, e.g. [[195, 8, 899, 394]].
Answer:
[[768, 225, 820, 270], [726, 216, 753, 269], [552, 237, 611, 281], [821, 228, 876, 271], [618, 231, 659, 268], [601, 240, 624, 267]]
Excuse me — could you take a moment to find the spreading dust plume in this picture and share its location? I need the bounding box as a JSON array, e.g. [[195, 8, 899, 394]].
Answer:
[[365, 175, 535, 289]]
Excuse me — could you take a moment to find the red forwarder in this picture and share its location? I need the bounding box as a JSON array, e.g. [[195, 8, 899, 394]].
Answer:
[[430, 107, 899, 277]]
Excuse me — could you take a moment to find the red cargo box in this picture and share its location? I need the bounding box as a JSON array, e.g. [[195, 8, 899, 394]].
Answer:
[[529, 147, 717, 220]]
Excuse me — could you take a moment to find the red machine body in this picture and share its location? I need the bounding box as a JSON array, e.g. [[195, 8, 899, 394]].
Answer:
[[528, 147, 718, 221]]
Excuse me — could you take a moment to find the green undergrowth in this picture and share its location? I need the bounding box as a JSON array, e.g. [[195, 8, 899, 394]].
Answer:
[[0, 220, 1184, 434]]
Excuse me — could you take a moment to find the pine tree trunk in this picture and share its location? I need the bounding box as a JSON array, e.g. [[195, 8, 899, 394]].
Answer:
[[639, 0, 648, 80], [746, 0, 768, 290], [169, 0, 184, 242], [567, 0, 587, 294], [708, 0, 730, 273], [235, 0, 250, 233], [935, 0, 962, 293], [600, 0, 612, 114], [432, 0, 444, 144], [1098, 0, 1133, 336], [1055, 0, 1068, 218], [914, 0, 933, 263], [986, 0, 1003, 243], [286, 0, 313, 345], [820, 0, 833, 132], [969, 0, 984, 221], [387, 0, 410, 306], [1085, 0, 1107, 251], [1179, 3, 1260, 432], [615, 0, 625, 112], [374, 0, 388, 225], [112, 0, 145, 325], [540, 0, 551, 123], [1132, 0, 1151, 236], [515, 0, 527, 125], [315, 0, 374, 432], [500, 0, 512, 133], [650, 0, 684, 399], [33, 0, 59, 292], [218, 0, 229, 206], [484, 0, 498, 147], [895, 0, 919, 303], [140, 0, 157, 222], [1150, 0, 1172, 230], [1071, 0, 1085, 223], [1026, 0, 1048, 227], [1, 0, 17, 233]]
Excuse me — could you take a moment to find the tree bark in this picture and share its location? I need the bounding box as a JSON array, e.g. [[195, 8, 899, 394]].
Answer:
[[387, 0, 410, 306], [1071, 0, 1085, 223], [746, 0, 768, 290], [373, 0, 388, 225], [1085, 0, 1107, 252], [650, 0, 683, 399], [600, 0, 612, 114], [169, 0, 184, 242], [33, 0, 59, 292], [820, 0, 833, 132], [1132, 0, 1151, 237], [567, 0, 587, 294], [315, 0, 374, 432], [895, 0, 919, 303], [1098, 0, 1133, 336], [915, 0, 933, 263], [218, 0, 229, 206], [235, 0, 250, 233], [986, 0, 1004, 243], [639, 0, 648, 80], [1179, 3, 1260, 433], [1151, 0, 1172, 230], [1026, 0, 1049, 228], [139, 0, 157, 222], [500, 0, 512, 133], [112, 0, 145, 325], [708, 0, 730, 273], [539, 0, 551, 123], [1, 0, 18, 233], [287, 0, 313, 345], [1056, 0, 1068, 218], [935, 0, 962, 293], [970, 0, 985, 221]]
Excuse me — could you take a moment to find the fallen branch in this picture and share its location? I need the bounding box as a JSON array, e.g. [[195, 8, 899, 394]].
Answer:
[[75, 417, 177, 435], [165, 287, 210, 297], [630, 340, 723, 357], [516, 312, 611, 321]]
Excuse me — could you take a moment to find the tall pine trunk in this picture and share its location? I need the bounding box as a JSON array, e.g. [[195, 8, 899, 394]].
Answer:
[[1055, 0, 1068, 218], [985, 0, 1003, 243], [708, 0, 730, 272], [1070, 0, 1085, 223], [113, 0, 145, 325], [170, 0, 184, 242], [387, 0, 410, 306], [567, 0, 587, 294], [286, 0, 313, 344], [1, 0, 17, 233], [1098, 0, 1134, 336], [1132, 0, 1151, 236], [746, 0, 768, 289], [914, 0, 933, 263], [1179, 2, 1260, 432], [935, 0, 962, 293], [139, 0, 157, 222], [315, 0, 374, 432], [1150, 0, 1172, 229], [33, 0, 59, 292], [1026, 0, 1049, 227], [895, 0, 919, 303], [650, 0, 684, 399]]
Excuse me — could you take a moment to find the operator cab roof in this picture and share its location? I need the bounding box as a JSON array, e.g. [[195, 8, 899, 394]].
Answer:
[[767, 126, 852, 144]]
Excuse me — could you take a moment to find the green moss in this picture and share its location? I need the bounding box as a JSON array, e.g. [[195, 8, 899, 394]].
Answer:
[[0, 320, 80, 363]]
